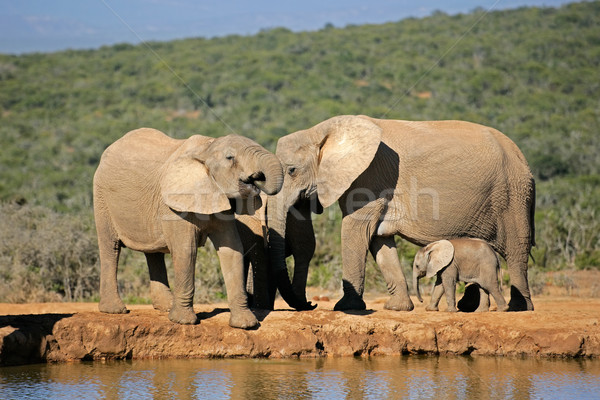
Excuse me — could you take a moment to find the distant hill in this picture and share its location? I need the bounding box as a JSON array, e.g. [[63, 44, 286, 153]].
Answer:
[[0, 2, 597, 302]]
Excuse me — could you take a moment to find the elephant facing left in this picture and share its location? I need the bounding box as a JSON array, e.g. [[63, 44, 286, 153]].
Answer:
[[93, 128, 283, 328]]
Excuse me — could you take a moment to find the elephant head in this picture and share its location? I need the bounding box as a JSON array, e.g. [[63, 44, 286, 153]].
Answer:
[[267, 116, 382, 309], [162, 133, 283, 215], [413, 240, 455, 303]]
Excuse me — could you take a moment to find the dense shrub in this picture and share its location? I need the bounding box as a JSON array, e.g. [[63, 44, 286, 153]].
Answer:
[[0, 203, 99, 302], [0, 202, 228, 303]]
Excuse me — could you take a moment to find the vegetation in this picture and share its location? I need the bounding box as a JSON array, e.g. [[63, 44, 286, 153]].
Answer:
[[0, 2, 598, 302]]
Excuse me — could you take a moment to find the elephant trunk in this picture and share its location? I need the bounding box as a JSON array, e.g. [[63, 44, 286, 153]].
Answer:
[[267, 193, 314, 311], [414, 264, 424, 303], [249, 150, 283, 196]]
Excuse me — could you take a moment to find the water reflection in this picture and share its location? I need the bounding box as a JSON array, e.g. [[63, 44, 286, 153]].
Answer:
[[1, 356, 599, 399]]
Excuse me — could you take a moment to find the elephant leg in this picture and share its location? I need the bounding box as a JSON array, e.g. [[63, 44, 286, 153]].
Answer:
[[245, 242, 277, 310], [168, 246, 198, 325], [426, 278, 444, 311], [441, 275, 458, 312], [162, 219, 199, 324], [244, 256, 254, 304], [145, 252, 173, 312], [506, 240, 534, 311], [247, 244, 276, 310], [209, 221, 258, 329], [235, 217, 272, 310], [487, 282, 509, 312], [97, 219, 127, 314], [369, 236, 413, 311], [333, 213, 371, 311], [474, 286, 490, 312], [287, 203, 315, 305], [503, 203, 534, 311]]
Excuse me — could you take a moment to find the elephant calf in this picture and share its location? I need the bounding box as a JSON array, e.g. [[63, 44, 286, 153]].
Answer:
[[413, 238, 508, 312], [93, 128, 283, 328]]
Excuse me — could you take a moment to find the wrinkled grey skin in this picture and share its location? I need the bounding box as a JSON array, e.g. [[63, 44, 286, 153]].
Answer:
[[268, 115, 535, 313], [413, 239, 509, 312], [93, 128, 283, 328], [237, 193, 317, 310], [234, 193, 275, 310]]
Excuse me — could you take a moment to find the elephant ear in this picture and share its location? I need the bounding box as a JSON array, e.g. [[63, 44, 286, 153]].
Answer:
[[161, 136, 231, 215], [316, 116, 382, 208], [425, 240, 455, 278]]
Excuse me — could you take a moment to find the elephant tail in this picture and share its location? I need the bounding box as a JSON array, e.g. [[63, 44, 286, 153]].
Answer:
[[529, 179, 536, 248], [527, 178, 536, 265]]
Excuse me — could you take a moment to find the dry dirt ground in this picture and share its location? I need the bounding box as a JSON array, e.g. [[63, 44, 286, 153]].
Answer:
[[1, 271, 599, 367]]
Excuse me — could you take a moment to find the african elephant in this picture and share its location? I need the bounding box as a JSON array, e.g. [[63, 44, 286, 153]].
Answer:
[[413, 239, 508, 312], [93, 128, 283, 328], [238, 194, 318, 310], [267, 115, 535, 312], [132, 193, 273, 312], [234, 193, 274, 310]]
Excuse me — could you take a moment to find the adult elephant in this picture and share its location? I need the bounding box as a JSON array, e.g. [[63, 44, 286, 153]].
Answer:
[[267, 115, 535, 312], [237, 194, 318, 311], [93, 128, 283, 328], [234, 194, 274, 310]]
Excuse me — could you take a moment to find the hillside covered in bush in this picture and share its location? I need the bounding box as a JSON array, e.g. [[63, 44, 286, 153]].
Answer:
[[0, 1, 598, 302]]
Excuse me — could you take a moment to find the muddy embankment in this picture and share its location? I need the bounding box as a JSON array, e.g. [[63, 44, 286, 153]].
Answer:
[[1, 295, 599, 367]]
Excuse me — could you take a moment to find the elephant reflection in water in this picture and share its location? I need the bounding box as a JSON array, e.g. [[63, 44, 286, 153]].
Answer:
[[39, 357, 594, 398]]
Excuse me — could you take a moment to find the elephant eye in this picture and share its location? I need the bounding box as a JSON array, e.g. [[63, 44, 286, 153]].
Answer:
[[226, 155, 235, 161], [288, 166, 296, 175]]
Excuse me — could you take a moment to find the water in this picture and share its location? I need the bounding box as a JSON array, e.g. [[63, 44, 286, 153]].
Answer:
[[1, 356, 599, 399]]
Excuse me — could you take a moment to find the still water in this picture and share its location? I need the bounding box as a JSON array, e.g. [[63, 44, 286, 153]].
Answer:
[[1, 356, 599, 399]]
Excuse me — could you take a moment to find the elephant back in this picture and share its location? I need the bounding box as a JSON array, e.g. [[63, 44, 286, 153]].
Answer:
[[100, 128, 182, 169]]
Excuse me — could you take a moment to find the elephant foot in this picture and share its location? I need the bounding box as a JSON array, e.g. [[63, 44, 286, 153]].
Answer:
[[169, 305, 198, 325], [291, 289, 318, 311], [99, 299, 129, 314], [152, 300, 172, 312], [384, 295, 414, 311], [508, 298, 534, 311], [508, 287, 534, 311], [229, 308, 259, 329], [150, 283, 173, 312], [294, 300, 318, 311], [474, 297, 490, 312], [334, 294, 366, 311], [425, 304, 439, 312], [446, 307, 458, 312], [496, 303, 509, 312], [151, 292, 173, 312]]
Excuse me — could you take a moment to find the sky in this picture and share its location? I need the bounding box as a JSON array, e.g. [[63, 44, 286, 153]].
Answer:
[[0, 0, 579, 54]]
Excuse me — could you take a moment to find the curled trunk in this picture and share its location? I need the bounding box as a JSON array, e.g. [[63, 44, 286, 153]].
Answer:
[[248, 150, 283, 196]]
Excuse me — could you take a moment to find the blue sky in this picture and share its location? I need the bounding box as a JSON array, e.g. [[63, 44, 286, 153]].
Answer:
[[1, 0, 578, 54]]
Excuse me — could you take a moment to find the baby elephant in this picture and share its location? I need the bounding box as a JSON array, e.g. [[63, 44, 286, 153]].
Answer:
[[413, 238, 509, 312]]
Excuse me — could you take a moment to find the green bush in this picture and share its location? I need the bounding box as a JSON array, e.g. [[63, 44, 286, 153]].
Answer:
[[0, 203, 99, 302], [534, 176, 600, 269]]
